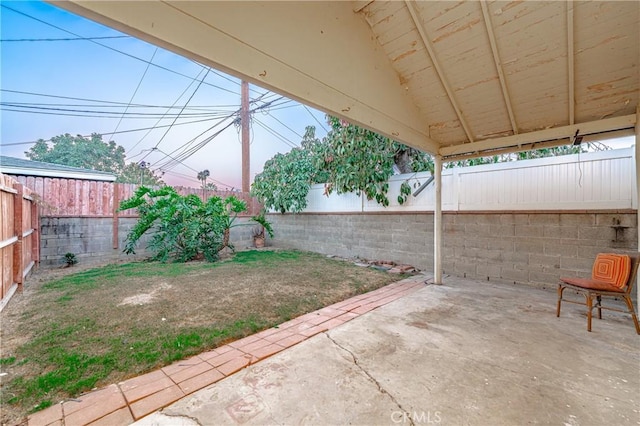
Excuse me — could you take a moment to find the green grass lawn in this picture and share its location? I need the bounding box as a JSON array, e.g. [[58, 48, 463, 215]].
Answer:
[[0, 250, 403, 424]]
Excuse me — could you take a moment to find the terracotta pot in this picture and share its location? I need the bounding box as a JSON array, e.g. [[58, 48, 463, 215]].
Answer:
[[254, 237, 265, 248]]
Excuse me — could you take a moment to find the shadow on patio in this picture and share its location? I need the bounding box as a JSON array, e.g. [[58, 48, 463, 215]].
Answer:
[[134, 276, 639, 425]]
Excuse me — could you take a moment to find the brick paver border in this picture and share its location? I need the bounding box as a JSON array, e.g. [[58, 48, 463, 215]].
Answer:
[[27, 276, 426, 426]]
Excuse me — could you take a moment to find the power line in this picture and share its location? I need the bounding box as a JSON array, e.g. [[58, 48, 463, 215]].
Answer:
[[0, 35, 131, 42], [110, 47, 158, 141], [265, 110, 303, 139], [1, 89, 240, 110], [145, 68, 212, 158], [302, 104, 329, 133], [153, 148, 235, 189], [0, 115, 226, 147], [253, 118, 298, 149], [0, 105, 229, 119], [1, 4, 240, 96], [126, 66, 208, 156]]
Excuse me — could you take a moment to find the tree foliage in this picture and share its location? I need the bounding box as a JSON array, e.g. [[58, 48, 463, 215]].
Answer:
[[26, 133, 126, 174], [117, 162, 165, 186], [120, 186, 270, 262], [252, 118, 433, 211], [251, 126, 324, 213]]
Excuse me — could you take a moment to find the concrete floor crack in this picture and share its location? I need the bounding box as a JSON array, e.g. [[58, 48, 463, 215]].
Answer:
[[155, 410, 203, 426], [325, 332, 415, 426]]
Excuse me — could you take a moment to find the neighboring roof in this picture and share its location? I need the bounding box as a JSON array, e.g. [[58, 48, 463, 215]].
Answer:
[[57, 1, 638, 161], [0, 156, 117, 181]]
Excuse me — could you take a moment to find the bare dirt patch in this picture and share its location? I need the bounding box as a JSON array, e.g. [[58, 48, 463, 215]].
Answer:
[[0, 249, 406, 425]]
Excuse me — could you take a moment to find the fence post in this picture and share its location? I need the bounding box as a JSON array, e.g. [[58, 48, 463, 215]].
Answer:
[[31, 197, 40, 267], [112, 183, 119, 249], [12, 182, 24, 291]]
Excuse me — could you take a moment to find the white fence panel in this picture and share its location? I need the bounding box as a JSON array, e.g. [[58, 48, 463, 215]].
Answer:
[[300, 147, 636, 213]]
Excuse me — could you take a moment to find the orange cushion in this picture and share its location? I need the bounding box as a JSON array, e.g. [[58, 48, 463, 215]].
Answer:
[[591, 253, 631, 289], [560, 277, 624, 293]]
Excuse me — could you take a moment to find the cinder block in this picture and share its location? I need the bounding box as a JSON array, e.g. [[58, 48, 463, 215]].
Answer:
[[528, 213, 560, 225], [500, 267, 529, 282], [515, 225, 544, 238]]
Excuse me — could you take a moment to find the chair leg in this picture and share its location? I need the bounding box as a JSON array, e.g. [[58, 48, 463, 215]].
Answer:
[[586, 294, 593, 332], [622, 296, 640, 335], [596, 295, 602, 320], [556, 284, 565, 317]]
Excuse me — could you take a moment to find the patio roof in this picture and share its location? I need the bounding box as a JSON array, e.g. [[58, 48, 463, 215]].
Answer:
[[54, 1, 638, 160]]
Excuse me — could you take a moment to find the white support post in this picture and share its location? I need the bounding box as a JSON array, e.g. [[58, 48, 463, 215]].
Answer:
[[434, 155, 443, 284]]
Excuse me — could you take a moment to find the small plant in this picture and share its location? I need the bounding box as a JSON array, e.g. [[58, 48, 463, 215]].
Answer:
[[63, 253, 78, 267]]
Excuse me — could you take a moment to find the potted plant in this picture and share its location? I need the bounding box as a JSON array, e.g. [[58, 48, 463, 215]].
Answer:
[[250, 211, 274, 248]]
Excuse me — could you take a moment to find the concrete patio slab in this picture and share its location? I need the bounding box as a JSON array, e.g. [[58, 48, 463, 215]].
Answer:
[[135, 277, 640, 426]]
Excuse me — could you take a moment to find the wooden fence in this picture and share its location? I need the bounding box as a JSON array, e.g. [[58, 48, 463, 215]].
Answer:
[[10, 177, 262, 218], [1, 173, 39, 311]]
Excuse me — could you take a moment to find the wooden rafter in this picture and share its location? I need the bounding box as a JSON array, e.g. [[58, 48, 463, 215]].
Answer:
[[480, 1, 517, 134], [439, 114, 637, 158], [567, 2, 575, 125], [404, 0, 475, 143]]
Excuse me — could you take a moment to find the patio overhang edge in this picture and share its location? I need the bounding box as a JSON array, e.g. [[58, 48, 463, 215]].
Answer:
[[439, 114, 637, 161]]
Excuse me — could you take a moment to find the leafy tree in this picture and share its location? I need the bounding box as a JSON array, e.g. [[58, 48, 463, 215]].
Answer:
[[117, 162, 165, 185], [202, 182, 218, 191], [26, 133, 126, 174], [252, 118, 434, 212], [251, 126, 323, 213], [313, 117, 433, 207], [120, 186, 271, 262]]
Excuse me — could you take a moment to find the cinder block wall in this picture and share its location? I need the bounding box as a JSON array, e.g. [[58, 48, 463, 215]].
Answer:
[[40, 217, 255, 267], [268, 211, 638, 288]]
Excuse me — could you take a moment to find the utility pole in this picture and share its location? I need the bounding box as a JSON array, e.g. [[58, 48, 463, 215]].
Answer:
[[241, 81, 250, 193]]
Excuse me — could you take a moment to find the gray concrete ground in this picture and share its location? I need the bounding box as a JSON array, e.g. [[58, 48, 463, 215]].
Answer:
[[135, 277, 640, 426]]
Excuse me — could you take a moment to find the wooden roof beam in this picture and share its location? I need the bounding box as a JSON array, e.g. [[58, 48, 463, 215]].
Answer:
[[439, 114, 637, 158], [480, 1, 518, 134], [405, 0, 475, 143]]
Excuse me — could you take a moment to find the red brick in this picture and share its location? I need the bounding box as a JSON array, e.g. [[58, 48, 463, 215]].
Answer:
[[262, 329, 295, 343], [338, 300, 366, 311], [217, 355, 254, 376], [245, 343, 284, 361], [165, 361, 213, 384], [129, 385, 185, 420], [234, 338, 273, 353], [228, 334, 263, 349], [63, 385, 127, 426], [161, 356, 204, 376], [274, 333, 307, 348], [336, 312, 359, 322], [274, 317, 305, 330], [304, 314, 332, 326], [87, 407, 134, 426], [319, 318, 347, 330], [178, 368, 225, 394], [120, 373, 174, 404], [298, 325, 329, 337], [351, 304, 376, 315], [316, 307, 345, 317], [27, 403, 62, 426], [204, 348, 245, 368], [253, 327, 282, 339], [118, 370, 166, 393]]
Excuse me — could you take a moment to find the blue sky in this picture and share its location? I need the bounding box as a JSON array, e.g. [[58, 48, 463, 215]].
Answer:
[[0, 1, 329, 189]]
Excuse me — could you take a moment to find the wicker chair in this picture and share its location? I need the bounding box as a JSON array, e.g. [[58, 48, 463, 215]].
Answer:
[[556, 253, 640, 334]]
